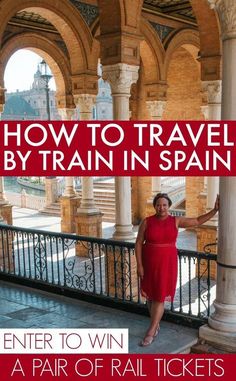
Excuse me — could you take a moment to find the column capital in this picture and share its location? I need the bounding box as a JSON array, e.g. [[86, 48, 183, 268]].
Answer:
[[102, 63, 139, 95], [201, 80, 222, 104], [146, 100, 166, 120], [74, 94, 96, 116], [208, 0, 236, 39]]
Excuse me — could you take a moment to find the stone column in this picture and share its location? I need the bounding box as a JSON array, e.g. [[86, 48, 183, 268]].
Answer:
[[103, 63, 139, 240], [0, 177, 6, 204], [75, 95, 97, 213], [206, 177, 219, 211], [0, 178, 12, 225], [197, 80, 221, 266], [76, 94, 96, 121], [58, 108, 80, 233], [201, 79, 221, 212], [146, 100, 166, 215], [63, 177, 76, 197], [43, 108, 76, 215], [208, 0, 236, 120], [75, 95, 102, 245], [58, 108, 75, 121], [45, 177, 58, 206], [58, 108, 76, 198], [199, 0, 236, 351]]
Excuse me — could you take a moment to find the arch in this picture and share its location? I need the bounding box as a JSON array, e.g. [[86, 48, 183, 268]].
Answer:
[[190, 0, 221, 57], [0, 0, 98, 74], [0, 33, 73, 107], [140, 19, 166, 84], [164, 29, 200, 80], [98, 0, 143, 34], [190, 0, 221, 81]]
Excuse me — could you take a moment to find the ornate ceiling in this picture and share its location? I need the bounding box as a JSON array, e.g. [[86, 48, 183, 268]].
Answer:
[[143, 0, 195, 23], [6, 1, 196, 39]]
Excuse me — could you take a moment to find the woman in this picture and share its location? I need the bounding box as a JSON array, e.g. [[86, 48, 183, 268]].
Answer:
[[135, 192, 219, 347]]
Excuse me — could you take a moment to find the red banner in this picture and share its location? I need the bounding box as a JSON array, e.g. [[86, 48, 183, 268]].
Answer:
[[0, 354, 235, 381], [0, 120, 236, 175]]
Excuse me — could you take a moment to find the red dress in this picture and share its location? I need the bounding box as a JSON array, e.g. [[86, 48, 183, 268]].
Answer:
[[141, 214, 178, 302]]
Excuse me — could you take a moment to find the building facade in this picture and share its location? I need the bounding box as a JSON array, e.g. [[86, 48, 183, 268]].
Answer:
[[2, 64, 113, 120]]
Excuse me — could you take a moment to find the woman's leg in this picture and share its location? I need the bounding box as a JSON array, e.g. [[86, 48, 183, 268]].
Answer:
[[140, 301, 164, 346], [146, 301, 164, 336]]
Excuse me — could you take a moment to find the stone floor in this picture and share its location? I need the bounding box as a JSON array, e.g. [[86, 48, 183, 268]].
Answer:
[[0, 280, 198, 354], [0, 206, 200, 353]]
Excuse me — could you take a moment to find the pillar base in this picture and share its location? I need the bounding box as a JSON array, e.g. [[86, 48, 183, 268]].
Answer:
[[0, 203, 13, 225], [199, 324, 236, 353], [61, 196, 80, 233], [76, 212, 103, 257], [208, 301, 236, 332], [112, 224, 135, 241]]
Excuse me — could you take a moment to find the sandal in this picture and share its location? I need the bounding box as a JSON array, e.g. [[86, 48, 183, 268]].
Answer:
[[139, 325, 160, 347], [139, 334, 155, 347], [154, 325, 160, 337]]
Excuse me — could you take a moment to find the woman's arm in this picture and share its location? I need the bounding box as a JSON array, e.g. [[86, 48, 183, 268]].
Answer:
[[135, 219, 147, 279], [176, 194, 219, 229]]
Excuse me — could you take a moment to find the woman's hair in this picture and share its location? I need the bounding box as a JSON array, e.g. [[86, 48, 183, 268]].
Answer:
[[153, 193, 172, 207]]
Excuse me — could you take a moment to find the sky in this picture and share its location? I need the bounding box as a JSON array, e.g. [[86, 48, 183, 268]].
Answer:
[[4, 49, 55, 93]]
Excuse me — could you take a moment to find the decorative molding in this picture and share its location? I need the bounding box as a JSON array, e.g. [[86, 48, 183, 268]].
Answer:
[[149, 21, 174, 42], [201, 80, 222, 104], [208, 0, 236, 39], [146, 100, 166, 119], [75, 94, 96, 113], [70, 0, 99, 27], [55, 40, 69, 57], [102, 63, 139, 94]]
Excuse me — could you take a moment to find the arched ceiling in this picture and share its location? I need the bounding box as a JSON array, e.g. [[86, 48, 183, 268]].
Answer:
[[143, 0, 196, 24]]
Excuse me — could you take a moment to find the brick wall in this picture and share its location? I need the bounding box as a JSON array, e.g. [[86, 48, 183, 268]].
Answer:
[[163, 48, 203, 120]]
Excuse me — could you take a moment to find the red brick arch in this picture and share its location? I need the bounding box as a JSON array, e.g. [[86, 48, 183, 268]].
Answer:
[[0, 33, 74, 107], [0, 0, 97, 74], [190, 0, 221, 57], [140, 19, 165, 84], [164, 29, 200, 80], [190, 0, 221, 81]]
